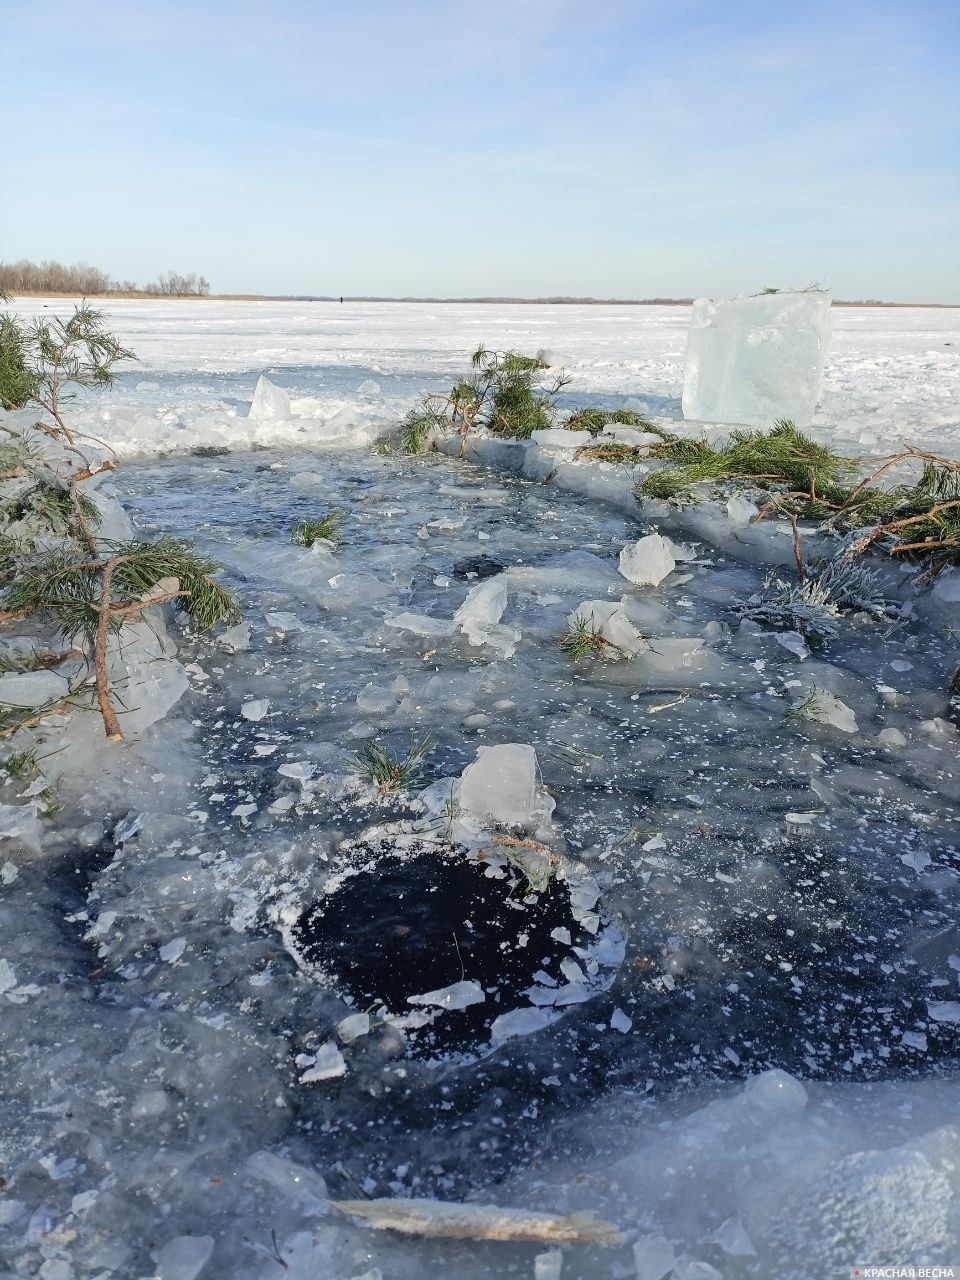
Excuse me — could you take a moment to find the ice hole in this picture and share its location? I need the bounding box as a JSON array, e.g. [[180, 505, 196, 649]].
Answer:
[[288, 845, 603, 1059]]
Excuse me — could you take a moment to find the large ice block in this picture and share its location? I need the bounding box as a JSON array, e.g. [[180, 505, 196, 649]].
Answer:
[[682, 290, 832, 428], [459, 743, 538, 826]]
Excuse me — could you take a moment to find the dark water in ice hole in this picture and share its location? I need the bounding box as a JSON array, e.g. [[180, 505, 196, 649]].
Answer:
[[102, 445, 960, 1188], [292, 849, 589, 1058]]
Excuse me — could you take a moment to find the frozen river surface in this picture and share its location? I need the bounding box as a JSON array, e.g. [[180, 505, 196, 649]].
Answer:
[[1, 301, 959, 1279], [12, 296, 960, 459]]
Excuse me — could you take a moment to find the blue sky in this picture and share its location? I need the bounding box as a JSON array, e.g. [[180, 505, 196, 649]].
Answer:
[[4, 0, 958, 300]]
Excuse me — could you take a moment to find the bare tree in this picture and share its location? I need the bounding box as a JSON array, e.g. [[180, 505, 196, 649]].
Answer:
[[0, 260, 212, 296]]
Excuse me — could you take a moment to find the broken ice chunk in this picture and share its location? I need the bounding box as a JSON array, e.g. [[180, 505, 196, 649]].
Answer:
[[0, 670, 70, 709], [265, 610, 304, 633], [459, 743, 546, 826], [241, 697, 269, 721], [554, 983, 590, 1006], [155, 1234, 215, 1280], [356, 682, 399, 715], [248, 375, 291, 421], [277, 761, 316, 783], [900, 850, 932, 873], [534, 1249, 563, 1280], [300, 1041, 346, 1082], [633, 1233, 676, 1280], [218, 620, 252, 651], [0, 804, 42, 852], [159, 937, 186, 964], [793, 689, 858, 733], [490, 1007, 555, 1041], [454, 577, 509, 646], [901, 1031, 928, 1052], [526, 985, 559, 1006], [682, 289, 833, 428], [618, 534, 676, 586], [337, 1012, 371, 1043], [385, 612, 457, 638], [742, 1068, 807, 1113], [407, 980, 485, 1010], [708, 1215, 757, 1257], [927, 1001, 960, 1023], [246, 1150, 328, 1206], [600, 426, 664, 448], [726, 493, 760, 524], [774, 631, 809, 660], [610, 1008, 633, 1033], [567, 599, 647, 659], [559, 957, 586, 984], [289, 471, 325, 491]]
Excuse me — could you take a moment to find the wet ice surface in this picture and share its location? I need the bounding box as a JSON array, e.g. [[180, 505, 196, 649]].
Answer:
[[2, 437, 958, 1277]]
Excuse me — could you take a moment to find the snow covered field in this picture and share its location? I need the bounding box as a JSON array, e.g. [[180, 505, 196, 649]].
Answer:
[[11, 297, 960, 459], [1, 300, 959, 1280]]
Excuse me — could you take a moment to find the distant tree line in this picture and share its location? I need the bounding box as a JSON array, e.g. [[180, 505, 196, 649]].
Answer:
[[0, 259, 210, 297]]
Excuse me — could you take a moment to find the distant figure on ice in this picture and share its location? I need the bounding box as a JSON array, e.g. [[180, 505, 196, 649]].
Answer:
[[339, 296, 343, 304]]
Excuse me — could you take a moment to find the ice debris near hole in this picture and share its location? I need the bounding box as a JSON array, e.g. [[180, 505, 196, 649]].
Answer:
[[248, 375, 292, 422], [266, 610, 305, 633], [794, 688, 859, 733], [385, 611, 456, 639], [534, 1249, 563, 1280], [298, 1040, 346, 1083], [240, 697, 269, 721], [901, 849, 932, 873], [454, 576, 507, 635], [407, 979, 485, 1010], [610, 1007, 633, 1033], [633, 1233, 676, 1280], [0, 670, 71, 709], [246, 1149, 328, 1208], [217, 620, 252, 651], [0, 959, 17, 995], [931, 568, 960, 603], [618, 533, 676, 586], [774, 630, 809, 660], [453, 577, 519, 655], [458, 743, 553, 828], [567, 600, 647, 659], [682, 288, 833, 428], [726, 492, 760, 524], [336, 1011, 370, 1043], [743, 1067, 808, 1113], [155, 1234, 215, 1280], [0, 803, 43, 852], [159, 936, 186, 964], [708, 1214, 757, 1257], [927, 1001, 960, 1024]]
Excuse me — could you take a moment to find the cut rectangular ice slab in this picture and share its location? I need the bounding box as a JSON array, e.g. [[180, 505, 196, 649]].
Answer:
[[682, 290, 832, 428]]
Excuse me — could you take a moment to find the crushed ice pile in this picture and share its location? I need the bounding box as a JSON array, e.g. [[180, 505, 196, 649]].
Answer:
[[0, 301, 958, 1278]]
